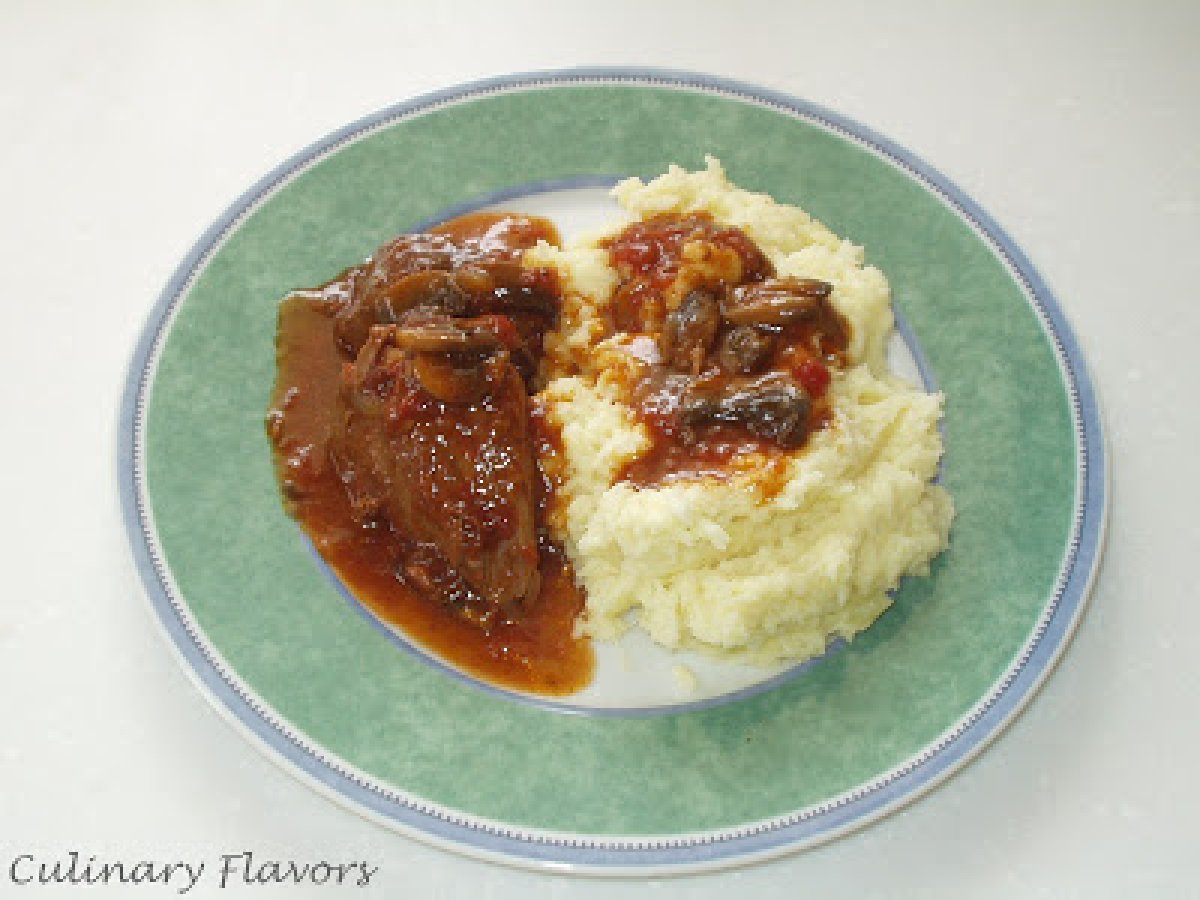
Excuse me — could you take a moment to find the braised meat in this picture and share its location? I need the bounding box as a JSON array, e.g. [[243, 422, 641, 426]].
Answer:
[[268, 211, 583, 664], [330, 320, 540, 622], [320, 215, 562, 625]]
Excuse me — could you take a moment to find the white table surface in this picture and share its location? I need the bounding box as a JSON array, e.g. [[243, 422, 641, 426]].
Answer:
[[3, 2, 1197, 896]]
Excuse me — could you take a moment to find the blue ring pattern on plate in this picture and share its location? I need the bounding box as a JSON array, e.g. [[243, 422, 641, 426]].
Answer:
[[118, 66, 1107, 873]]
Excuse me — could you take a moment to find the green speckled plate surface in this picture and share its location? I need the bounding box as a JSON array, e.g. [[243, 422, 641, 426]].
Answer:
[[120, 69, 1105, 873]]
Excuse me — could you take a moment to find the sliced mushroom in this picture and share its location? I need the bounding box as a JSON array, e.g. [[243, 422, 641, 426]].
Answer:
[[721, 277, 833, 326], [378, 269, 475, 321], [391, 319, 503, 353], [680, 373, 812, 448], [716, 325, 776, 374], [661, 288, 721, 373], [411, 353, 499, 404], [386, 318, 510, 404]]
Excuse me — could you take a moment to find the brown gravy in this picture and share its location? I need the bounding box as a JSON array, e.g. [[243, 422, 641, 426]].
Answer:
[[267, 213, 593, 696], [601, 212, 850, 489]]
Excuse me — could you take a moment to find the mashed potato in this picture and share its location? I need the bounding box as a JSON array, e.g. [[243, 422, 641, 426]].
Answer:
[[529, 158, 953, 665]]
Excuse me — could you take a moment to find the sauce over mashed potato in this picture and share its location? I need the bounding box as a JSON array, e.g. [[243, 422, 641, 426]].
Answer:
[[531, 158, 954, 665]]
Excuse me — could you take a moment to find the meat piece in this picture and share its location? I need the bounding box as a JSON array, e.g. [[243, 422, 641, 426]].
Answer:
[[330, 324, 541, 619], [716, 325, 776, 374], [680, 373, 812, 448]]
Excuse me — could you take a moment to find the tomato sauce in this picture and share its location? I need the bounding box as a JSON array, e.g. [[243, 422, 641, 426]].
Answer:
[[266, 214, 593, 697], [601, 212, 850, 489]]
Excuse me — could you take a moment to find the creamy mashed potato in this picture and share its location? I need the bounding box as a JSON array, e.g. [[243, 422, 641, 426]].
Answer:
[[528, 158, 953, 664]]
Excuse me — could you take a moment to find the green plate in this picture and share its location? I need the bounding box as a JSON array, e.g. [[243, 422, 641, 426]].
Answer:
[[119, 69, 1106, 873]]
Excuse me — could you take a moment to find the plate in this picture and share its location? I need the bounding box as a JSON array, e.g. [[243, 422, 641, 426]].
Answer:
[[119, 68, 1106, 873]]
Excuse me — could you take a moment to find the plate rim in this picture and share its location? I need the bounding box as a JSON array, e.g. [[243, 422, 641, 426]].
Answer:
[[117, 65, 1109, 875]]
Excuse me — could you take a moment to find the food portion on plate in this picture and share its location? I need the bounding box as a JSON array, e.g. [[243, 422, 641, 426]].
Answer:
[[266, 212, 593, 696], [266, 158, 954, 696]]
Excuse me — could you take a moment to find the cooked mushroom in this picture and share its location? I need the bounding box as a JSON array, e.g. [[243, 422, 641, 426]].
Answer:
[[332, 233, 466, 353], [661, 288, 721, 373], [351, 318, 508, 404], [412, 353, 508, 405], [680, 373, 812, 448], [391, 319, 504, 353], [716, 324, 776, 374], [721, 277, 833, 326], [396, 321, 508, 404], [377, 269, 476, 321]]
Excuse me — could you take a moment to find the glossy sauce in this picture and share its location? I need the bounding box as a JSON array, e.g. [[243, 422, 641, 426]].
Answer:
[[602, 212, 850, 489], [267, 213, 593, 696], [603, 212, 774, 335]]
